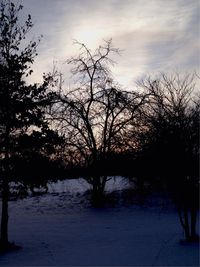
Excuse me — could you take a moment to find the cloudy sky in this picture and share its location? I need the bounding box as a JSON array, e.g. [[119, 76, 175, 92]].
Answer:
[[20, 0, 199, 88]]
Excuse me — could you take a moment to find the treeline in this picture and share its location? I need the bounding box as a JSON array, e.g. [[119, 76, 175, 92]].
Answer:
[[0, 1, 199, 250]]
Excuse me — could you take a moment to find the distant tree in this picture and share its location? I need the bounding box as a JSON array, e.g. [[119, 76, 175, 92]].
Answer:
[[0, 1, 53, 250], [50, 40, 145, 206], [138, 73, 199, 241]]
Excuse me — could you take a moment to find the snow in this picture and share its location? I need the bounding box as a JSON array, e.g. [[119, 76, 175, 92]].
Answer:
[[0, 177, 199, 266], [47, 176, 131, 194]]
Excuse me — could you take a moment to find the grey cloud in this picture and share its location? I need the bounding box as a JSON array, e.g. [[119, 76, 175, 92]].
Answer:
[[18, 0, 200, 86]]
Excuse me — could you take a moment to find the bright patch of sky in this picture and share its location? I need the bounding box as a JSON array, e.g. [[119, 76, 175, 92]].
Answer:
[[19, 0, 199, 88]]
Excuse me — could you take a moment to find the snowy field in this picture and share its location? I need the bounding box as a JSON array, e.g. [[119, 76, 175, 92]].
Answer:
[[0, 177, 199, 266]]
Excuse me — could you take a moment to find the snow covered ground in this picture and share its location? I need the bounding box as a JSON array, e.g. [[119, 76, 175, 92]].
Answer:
[[47, 176, 131, 194], [0, 177, 199, 266]]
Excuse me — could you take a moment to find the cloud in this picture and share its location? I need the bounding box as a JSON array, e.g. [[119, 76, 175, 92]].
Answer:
[[20, 0, 199, 87]]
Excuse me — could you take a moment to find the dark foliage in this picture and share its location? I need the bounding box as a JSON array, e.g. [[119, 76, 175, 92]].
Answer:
[[0, 1, 57, 249]]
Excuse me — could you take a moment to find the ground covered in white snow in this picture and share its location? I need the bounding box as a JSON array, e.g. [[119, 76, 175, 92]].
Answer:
[[0, 178, 199, 266]]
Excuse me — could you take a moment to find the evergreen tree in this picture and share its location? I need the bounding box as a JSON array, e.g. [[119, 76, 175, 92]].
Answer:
[[0, 0, 52, 250]]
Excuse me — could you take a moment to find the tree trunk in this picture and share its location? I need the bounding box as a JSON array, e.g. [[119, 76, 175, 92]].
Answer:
[[183, 208, 190, 241], [0, 181, 9, 246], [0, 125, 10, 248], [92, 176, 105, 207], [190, 208, 198, 240]]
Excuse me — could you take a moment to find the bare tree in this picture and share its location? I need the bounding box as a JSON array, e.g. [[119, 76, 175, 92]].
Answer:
[[50, 40, 145, 205], [138, 73, 199, 241]]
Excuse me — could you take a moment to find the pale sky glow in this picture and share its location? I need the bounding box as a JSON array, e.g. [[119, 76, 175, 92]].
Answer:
[[19, 0, 200, 88]]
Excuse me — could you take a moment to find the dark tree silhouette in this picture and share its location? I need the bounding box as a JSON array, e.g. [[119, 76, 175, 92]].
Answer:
[[0, 1, 52, 250], [49, 40, 146, 206], [138, 73, 199, 241], [9, 128, 63, 195]]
